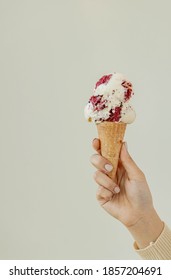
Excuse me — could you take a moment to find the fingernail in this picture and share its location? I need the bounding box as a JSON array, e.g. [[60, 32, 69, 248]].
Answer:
[[114, 186, 120, 194], [104, 164, 113, 172], [125, 142, 128, 150], [93, 138, 98, 142]]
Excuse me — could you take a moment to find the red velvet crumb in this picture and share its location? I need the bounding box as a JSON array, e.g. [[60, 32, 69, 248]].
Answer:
[[122, 80, 133, 101], [89, 95, 106, 111], [95, 74, 112, 89], [89, 95, 102, 106], [107, 106, 122, 122], [124, 88, 133, 101]]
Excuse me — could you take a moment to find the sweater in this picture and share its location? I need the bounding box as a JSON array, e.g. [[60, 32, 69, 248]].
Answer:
[[134, 224, 171, 259]]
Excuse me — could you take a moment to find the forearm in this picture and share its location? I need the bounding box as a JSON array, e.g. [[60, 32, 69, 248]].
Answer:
[[127, 208, 164, 249]]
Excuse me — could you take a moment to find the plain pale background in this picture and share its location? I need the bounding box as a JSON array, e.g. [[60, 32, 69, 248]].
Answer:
[[0, 0, 171, 259]]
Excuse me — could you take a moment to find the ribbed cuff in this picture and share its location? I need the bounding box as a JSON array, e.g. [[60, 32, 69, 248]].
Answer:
[[134, 224, 171, 260]]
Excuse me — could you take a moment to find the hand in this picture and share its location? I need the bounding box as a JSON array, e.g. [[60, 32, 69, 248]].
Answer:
[[91, 138, 153, 227], [90, 139, 163, 248]]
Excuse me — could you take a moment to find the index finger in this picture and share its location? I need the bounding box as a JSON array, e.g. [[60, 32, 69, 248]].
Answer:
[[92, 138, 101, 154]]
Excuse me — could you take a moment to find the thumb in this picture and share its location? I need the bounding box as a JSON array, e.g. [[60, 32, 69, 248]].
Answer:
[[120, 142, 145, 181]]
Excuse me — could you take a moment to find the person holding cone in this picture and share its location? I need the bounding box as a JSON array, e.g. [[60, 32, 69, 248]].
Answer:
[[90, 138, 171, 260], [85, 72, 171, 259]]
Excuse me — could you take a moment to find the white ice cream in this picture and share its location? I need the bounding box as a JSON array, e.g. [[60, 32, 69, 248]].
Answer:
[[85, 72, 136, 124]]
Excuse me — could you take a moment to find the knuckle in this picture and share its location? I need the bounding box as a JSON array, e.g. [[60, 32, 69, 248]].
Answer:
[[90, 153, 99, 165], [106, 193, 113, 201], [96, 186, 103, 199], [90, 154, 96, 164], [106, 180, 114, 190], [96, 192, 101, 201], [90, 153, 105, 168], [93, 170, 100, 181], [96, 188, 113, 201]]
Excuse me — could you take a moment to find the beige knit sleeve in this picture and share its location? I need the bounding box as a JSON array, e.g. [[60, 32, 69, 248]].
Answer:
[[134, 224, 171, 260]]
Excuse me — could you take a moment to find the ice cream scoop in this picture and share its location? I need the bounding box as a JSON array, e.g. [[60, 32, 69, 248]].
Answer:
[[84, 72, 136, 124], [85, 72, 136, 181]]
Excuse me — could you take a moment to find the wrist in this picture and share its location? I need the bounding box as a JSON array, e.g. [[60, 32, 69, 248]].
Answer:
[[126, 207, 164, 249]]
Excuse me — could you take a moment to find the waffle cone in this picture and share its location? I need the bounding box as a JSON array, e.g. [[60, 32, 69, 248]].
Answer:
[[96, 121, 126, 181]]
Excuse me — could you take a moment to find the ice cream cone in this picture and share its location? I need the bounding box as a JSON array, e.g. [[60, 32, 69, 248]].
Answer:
[[96, 121, 126, 181]]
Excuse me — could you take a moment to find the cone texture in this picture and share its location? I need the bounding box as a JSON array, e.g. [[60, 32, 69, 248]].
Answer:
[[96, 122, 126, 181]]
